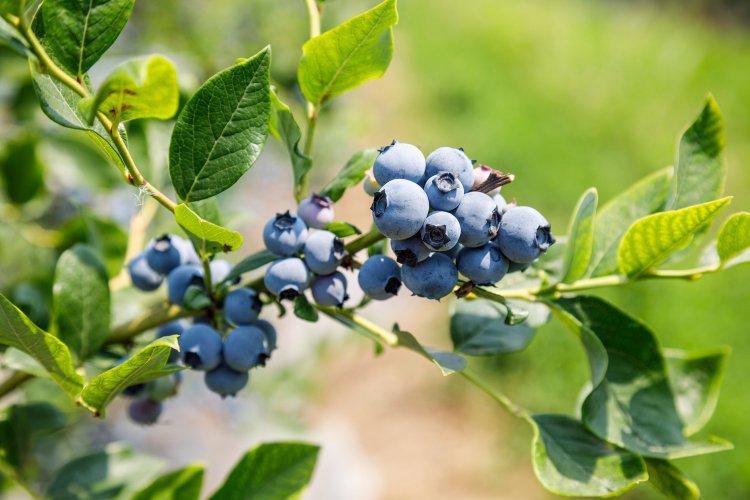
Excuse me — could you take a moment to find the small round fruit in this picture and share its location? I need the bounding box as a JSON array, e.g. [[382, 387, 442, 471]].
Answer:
[[371, 179, 429, 240], [420, 211, 461, 251], [223, 325, 268, 371], [439, 243, 463, 260], [178, 324, 223, 371], [145, 235, 181, 275], [254, 319, 277, 353], [363, 168, 380, 196], [303, 231, 345, 275], [452, 192, 500, 248], [425, 147, 474, 192], [128, 398, 162, 425], [209, 259, 233, 284], [128, 254, 163, 291], [223, 288, 262, 325], [166, 265, 204, 306], [391, 235, 430, 267], [497, 206, 556, 263], [401, 252, 458, 300], [508, 260, 531, 273], [424, 172, 464, 211], [264, 257, 310, 301], [263, 211, 308, 256], [204, 363, 249, 398], [147, 373, 181, 402], [311, 271, 348, 307], [456, 244, 509, 285], [298, 193, 335, 229], [358, 255, 401, 300], [373, 140, 426, 185], [172, 236, 201, 266], [493, 193, 507, 213], [157, 320, 184, 361]]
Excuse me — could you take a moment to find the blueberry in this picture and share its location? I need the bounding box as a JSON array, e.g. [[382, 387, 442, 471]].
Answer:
[[420, 211, 461, 251], [210, 259, 233, 284], [166, 265, 204, 306], [363, 168, 381, 196], [439, 243, 463, 260], [371, 179, 429, 240], [204, 363, 249, 398], [452, 192, 500, 248], [425, 147, 474, 192], [311, 271, 348, 307], [298, 193, 335, 229], [497, 206, 556, 263], [358, 255, 401, 300], [303, 231, 345, 275], [254, 319, 277, 353], [264, 257, 310, 300], [223, 288, 262, 325], [424, 172, 464, 211], [401, 252, 458, 300], [223, 325, 268, 371], [172, 236, 201, 266], [456, 244, 509, 285], [128, 398, 162, 425], [178, 324, 223, 371], [157, 320, 185, 362], [263, 211, 308, 256], [145, 235, 182, 275], [373, 140, 426, 185], [493, 193, 507, 213], [391, 234, 431, 267], [122, 383, 146, 398], [147, 373, 181, 402], [128, 254, 163, 291], [507, 260, 531, 273]]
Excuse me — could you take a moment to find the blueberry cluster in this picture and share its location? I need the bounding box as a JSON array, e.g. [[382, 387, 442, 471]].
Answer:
[[360, 140, 556, 300]]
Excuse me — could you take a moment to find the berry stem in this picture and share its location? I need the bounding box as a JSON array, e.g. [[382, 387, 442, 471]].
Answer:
[[345, 228, 386, 255], [459, 370, 529, 420]]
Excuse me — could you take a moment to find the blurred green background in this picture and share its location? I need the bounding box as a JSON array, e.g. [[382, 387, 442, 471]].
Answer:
[[1, 0, 749, 498]]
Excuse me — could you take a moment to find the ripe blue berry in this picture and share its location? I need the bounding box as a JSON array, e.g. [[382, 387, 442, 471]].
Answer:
[[166, 265, 204, 306], [493, 193, 508, 213], [507, 260, 531, 273], [420, 211, 461, 251], [373, 140, 426, 185], [311, 271, 349, 307], [452, 192, 500, 248], [172, 236, 201, 265], [145, 235, 181, 275], [263, 211, 308, 256], [147, 373, 181, 402], [371, 179, 429, 240], [210, 259, 233, 284], [128, 254, 163, 291], [303, 231, 345, 275], [424, 172, 464, 211], [401, 252, 458, 300], [298, 193, 335, 229], [254, 319, 277, 354], [391, 234, 430, 266], [425, 147, 474, 192], [223, 325, 268, 371], [456, 244, 509, 285], [439, 243, 463, 260], [224, 288, 262, 325], [204, 363, 249, 398], [358, 255, 401, 300], [178, 324, 222, 371], [128, 398, 162, 425], [497, 206, 556, 263], [264, 257, 310, 300], [157, 320, 184, 362]]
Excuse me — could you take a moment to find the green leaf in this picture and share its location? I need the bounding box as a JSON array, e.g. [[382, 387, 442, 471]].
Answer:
[[0, 135, 45, 204], [169, 48, 271, 202], [222, 250, 278, 284], [450, 299, 536, 355], [528, 414, 647, 497], [665, 347, 729, 436], [53, 244, 110, 361], [293, 294, 318, 322], [78, 336, 179, 417], [645, 458, 700, 500], [393, 324, 466, 376], [58, 212, 128, 278], [549, 302, 608, 389], [0, 293, 84, 398], [0, 402, 67, 470], [0, 17, 33, 58], [561, 188, 597, 283], [269, 90, 312, 200], [588, 168, 673, 277], [12, 283, 50, 330], [667, 95, 726, 210], [182, 286, 211, 311], [174, 203, 243, 255], [323, 221, 362, 238], [132, 465, 204, 500], [717, 212, 750, 267], [298, 0, 398, 105], [319, 149, 379, 202], [617, 197, 732, 277], [1, 348, 49, 379], [0, 0, 24, 16], [210, 442, 319, 500], [36, 0, 135, 77], [79, 55, 179, 125]]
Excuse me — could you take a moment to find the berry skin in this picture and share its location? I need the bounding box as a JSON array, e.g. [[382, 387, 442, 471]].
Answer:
[[391, 234, 431, 266], [424, 172, 464, 211], [507, 260, 531, 273], [363, 168, 381, 196], [147, 373, 181, 402], [420, 211, 461, 251], [210, 259, 233, 284], [128, 398, 162, 425], [145, 235, 182, 275], [497, 206, 556, 263], [298, 193, 335, 229], [401, 252, 458, 300], [172, 236, 201, 266], [157, 320, 184, 362], [264, 257, 310, 301], [263, 211, 308, 256], [224, 288, 262, 325], [456, 244, 509, 285], [303, 231, 345, 275], [311, 271, 349, 307], [358, 255, 401, 300], [493, 193, 507, 213], [204, 363, 249, 398], [452, 192, 501, 248], [425, 147, 474, 192], [254, 319, 277, 354], [128, 254, 163, 291], [223, 325, 268, 371], [178, 324, 223, 371], [373, 140, 426, 185], [439, 243, 463, 260], [166, 265, 204, 306], [371, 179, 430, 240]]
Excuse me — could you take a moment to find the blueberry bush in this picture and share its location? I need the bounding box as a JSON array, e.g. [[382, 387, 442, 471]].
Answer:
[[0, 0, 747, 497]]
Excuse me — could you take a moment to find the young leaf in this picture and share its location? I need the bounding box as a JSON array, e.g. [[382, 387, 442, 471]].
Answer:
[[36, 0, 135, 77], [645, 458, 700, 500], [174, 203, 243, 255], [269, 90, 312, 200], [0, 17, 33, 58], [210, 442, 319, 500], [222, 250, 278, 284], [78, 336, 179, 417], [57, 212, 128, 278], [53, 244, 111, 360], [560, 188, 597, 283], [717, 212, 750, 267], [393, 324, 466, 376], [0, 135, 45, 204], [293, 294, 319, 322], [667, 95, 726, 210], [528, 414, 647, 497], [319, 149, 379, 202], [450, 299, 536, 355], [79, 55, 179, 125], [617, 197, 732, 277], [0, 293, 84, 398], [298, 0, 398, 105], [133, 465, 205, 500], [323, 221, 362, 238], [588, 168, 672, 277], [169, 47, 271, 202]]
